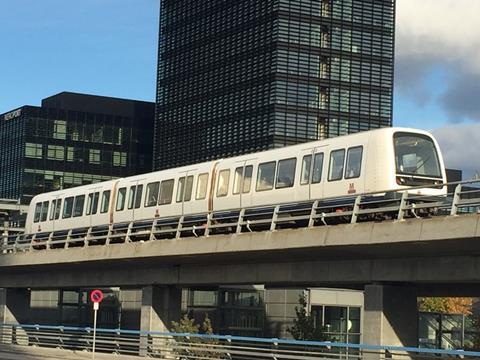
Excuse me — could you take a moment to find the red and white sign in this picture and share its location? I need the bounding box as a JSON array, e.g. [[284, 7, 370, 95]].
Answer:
[[90, 289, 104, 304]]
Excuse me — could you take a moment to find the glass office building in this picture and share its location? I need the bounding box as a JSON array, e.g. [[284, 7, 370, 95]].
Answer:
[[155, 0, 395, 170], [0, 92, 155, 203]]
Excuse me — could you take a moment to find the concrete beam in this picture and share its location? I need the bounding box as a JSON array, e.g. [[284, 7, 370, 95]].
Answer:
[[2, 255, 480, 290]]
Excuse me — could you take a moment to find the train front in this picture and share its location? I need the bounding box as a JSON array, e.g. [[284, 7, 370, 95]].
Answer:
[[393, 130, 447, 196]]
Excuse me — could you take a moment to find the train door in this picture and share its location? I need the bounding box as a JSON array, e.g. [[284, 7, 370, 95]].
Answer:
[[85, 186, 103, 228], [298, 145, 327, 201], [232, 159, 256, 209], [126, 179, 146, 222], [48, 193, 64, 233], [176, 170, 196, 216]]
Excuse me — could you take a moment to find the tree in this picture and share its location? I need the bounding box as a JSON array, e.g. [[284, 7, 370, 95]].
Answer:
[[418, 297, 473, 315], [288, 293, 326, 341], [170, 313, 220, 359]]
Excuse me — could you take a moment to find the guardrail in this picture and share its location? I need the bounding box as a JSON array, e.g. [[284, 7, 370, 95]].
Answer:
[[1, 323, 480, 359], [2, 180, 480, 254]]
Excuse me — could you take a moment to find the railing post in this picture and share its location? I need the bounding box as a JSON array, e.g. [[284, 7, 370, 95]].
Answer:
[[84, 226, 92, 248], [126, 221, 134, 242], [270, 205, 280, 231], [46, 231, 53, 250], [204, 213, 213, 237], [308, 201, 319, 228], [236, 209, 245, 234], [450, 184, 462, 216], [149, 220, 156, 241], [176, 216, 184, 239], [30, 234, 36, 252], [397, 191, 408, 221], [105, 224, 113, 245], [351, 196, 362, 224], [65, 229, 72, 249]]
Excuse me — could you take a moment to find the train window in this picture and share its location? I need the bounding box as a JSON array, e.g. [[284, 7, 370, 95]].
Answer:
[[195, 173, 209, 200], [128, 186, 136, 209], [328, 149, 345, 181], [243, 165, 253, 193], [176, 177, 185, 202], [54, 199, 62, 219], [345, 146, 363, 179], [145, 182, 160, 207], [184, 176, 194, 201], [135, 185, 143, 209], [73, 195, 85, 217], [159, 179, 174, 205], [256, 162, 276, 191], [116, 187, 126, 211], [312, 153, 324, 184], [217, 170, 230, 197], [86, 192, 100, 215], [49, 200, 56, 220], [233, 166, 253, 194], [100, 191, 110, 213], [34, 202, 42, 223], [50, 199, 60, 220], [91, 192, 99, 215], [276, 158, 296, 189], [41, 201, 49, 222], [301, 155, 312, 185], [233, 167, 243, 194], [63, 197, 74, 219]]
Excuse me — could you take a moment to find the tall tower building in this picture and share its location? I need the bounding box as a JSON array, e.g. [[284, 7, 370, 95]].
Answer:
[[154, 0, 395, 170]]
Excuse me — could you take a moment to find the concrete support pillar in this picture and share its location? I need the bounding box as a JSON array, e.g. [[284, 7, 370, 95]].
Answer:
[[363, 285, 417, 358], [139, 286, 182, 356], [0, 288, 31, 345]]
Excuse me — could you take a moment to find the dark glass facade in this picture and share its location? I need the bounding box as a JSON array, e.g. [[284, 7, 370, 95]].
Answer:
[[0, 92, 155, 203], [155, 0, 395, 170]]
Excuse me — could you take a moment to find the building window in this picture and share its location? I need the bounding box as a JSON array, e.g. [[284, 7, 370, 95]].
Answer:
[[47, 145, 65, 161], [89, 149, 101, 164], [311, 305, 361, 344], [53, 120, 67, 140], [25, 143, 43, 159], [113, 151, 127, 167]]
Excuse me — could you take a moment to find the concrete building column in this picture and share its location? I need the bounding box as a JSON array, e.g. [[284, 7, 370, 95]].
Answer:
[[139, 285, 182, 356], [0, 288, 31, 345], [363, 284, 417, 358]]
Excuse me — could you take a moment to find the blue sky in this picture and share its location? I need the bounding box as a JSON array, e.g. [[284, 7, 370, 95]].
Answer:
[[1, 0, 479, 175], [0, 0, 159, 111]]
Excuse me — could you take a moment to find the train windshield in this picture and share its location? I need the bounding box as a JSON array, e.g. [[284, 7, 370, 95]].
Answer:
[[394, 132, 442, 178]]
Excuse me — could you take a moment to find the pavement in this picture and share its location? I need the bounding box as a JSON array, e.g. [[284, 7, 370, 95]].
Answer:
[[0, 344, 143, 360]]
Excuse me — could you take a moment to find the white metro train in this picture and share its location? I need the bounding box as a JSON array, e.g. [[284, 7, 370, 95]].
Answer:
[[25, 127, 447, 235]]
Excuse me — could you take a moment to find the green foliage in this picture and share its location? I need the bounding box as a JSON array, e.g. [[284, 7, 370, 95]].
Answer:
[[170, 313, 221, 359], [288, 293, 326, 341]]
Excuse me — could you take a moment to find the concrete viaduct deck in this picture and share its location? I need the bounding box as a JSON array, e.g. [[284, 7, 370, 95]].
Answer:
[[0, 213, 479, 293]]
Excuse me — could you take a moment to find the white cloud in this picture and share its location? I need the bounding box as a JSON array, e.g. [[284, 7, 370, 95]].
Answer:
[[396, 0, 480, 74], [395, 0, 480, 122], [431, 123, 480, 176]]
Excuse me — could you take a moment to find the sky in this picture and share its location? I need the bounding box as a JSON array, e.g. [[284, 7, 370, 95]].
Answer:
[[0, 0, 479, 176]]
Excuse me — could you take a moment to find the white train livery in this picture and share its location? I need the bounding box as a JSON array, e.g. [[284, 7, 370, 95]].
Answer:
[[25, 127, 447, 234]]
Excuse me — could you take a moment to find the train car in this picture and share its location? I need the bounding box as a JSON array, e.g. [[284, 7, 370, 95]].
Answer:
[[25, 127, 447, 235]]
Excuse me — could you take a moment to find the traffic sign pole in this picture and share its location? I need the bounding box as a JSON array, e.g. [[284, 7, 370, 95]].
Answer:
[[90, 290, 104, 360], [92, 302, 99, 360]]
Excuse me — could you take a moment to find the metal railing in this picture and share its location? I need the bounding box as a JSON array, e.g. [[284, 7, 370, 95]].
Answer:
[[1, 323, 480, 359], [2, 180, 480, 255]]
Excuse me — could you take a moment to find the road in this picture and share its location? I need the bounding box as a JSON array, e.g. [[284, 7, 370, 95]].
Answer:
[[0, 344, 142, 359]]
